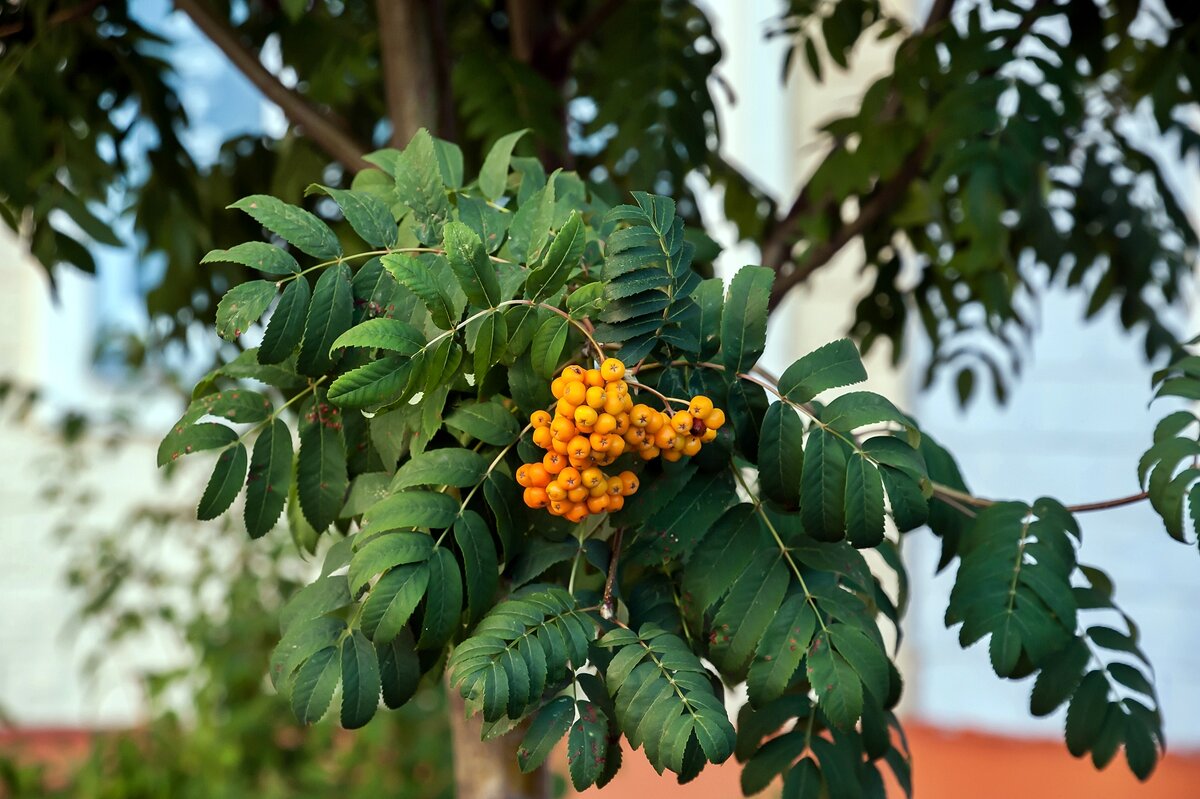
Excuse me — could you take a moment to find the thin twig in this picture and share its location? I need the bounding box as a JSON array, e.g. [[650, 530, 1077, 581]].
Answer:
[[600, 527, 624, 620]]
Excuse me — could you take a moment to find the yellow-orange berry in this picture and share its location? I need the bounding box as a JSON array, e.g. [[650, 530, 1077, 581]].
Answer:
[[683, 436, 703, 457], [671, 410, 694, 435], [606, 476, 624, 496], [516, 464, 534, 487], [566, 504, 590, 523], [705, 408, 726, 430], [561, 364, 586, 382], [550, 377, 567, 399], [585, 385, 607, 409], [532, 427, 553, 449], [662, 449, 683, 462], [609, 380, 629, 397], [631, 404, 655, 428], [542, 451, 566, 475], [526, 463, 550, 487], [587, 495, 610, 514], [701, 428, 718, 443], [547, 499, 568, 516], [624, 427, 646, 446], [654, 427, 677, 450], [552, 437, 569, 454], [531, 410, 552, 428], [619, 471, 639, 496], [645, 411, 665, 433], [567, 486, 589, 503], [556, 398, 578, 420], [621, 394, 634, 412], [590, 480, 610, 498], [614, 413, 631, 435], [600, 358, 626, 380], [609, 495, 625, 512], [607, 435, 626, 457], [585, 368, 605, 388], [563, 381, 586, 406], [558, 467, 582, 489], [639, 446, 661, 461], [603, 393, 624, 416], [594, 413, 617, 435], [581, 467, 605, 488], [551, 417, 576, 441], [569, 454, 592, 469], [590, 433, 612, 452], [546, 482, 568, 501], [524, 486, 549, 508], [568, 435, 591, 459], [574, 406, 599, 428], [688, 395, 714, 419]]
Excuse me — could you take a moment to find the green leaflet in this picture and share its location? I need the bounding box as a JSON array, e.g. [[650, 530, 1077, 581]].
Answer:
[[800, 427, 848, 542], [377, 628, 421, 709], [308, 184, 397, 248], [526, 211, 584, 301], [216, 280, 277, 342], [507, 177, 556, 264], [390, 448, 489, 491], [444, 220, 502, 307], [710, 550, 790, 672], [327, 355, 418, 408], [278, 574, 352, 636], [329, 317, 425, 355], [229, 194, 342, 259], [806, 632, 863, 730], [270, 615, 345, 689], [259, 277, 311, 364], [530, 314, 570, 378], [829, 623, 889, 701], [844, 454, 885, 548], [417, 548, 463, 650], [454, 510, 500, 623], [469, 310, 508, 382], [740, 731, 807, 795], [720, 265, 773, 374], [201, 241, 299, 275], [296, 397, 348, 531], [197, 443, 248, 521], [298, 262, 353, 376], [683, 504, 764, 613], [359, 490, 459, 537], [518, 695, 574, 773], [290, 645, 341, 725], [821, 391, 915, 435], [479, 128, 529, 201], [394, 128, 451, 244], [746, 592, 815, 707], [380, 253, 463, 329], [157, 422, 236, 467], [244, 419, 293, 538], [349, 532, 434, 595], [568, 701, 610, 791], [445, 400, 520, 445], [777, 338, 867, 403], [361, 562, 431, 642], [758, 402, 804, 507], [340, 630, 382, 729]]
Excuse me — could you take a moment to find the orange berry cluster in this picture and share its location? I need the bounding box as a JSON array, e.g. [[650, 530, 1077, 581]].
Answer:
[[515, 357, 726, 520]]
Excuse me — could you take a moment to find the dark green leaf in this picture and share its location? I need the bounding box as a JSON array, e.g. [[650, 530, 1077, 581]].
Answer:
[[377, 628, 421, 709], [778, 339, 867, 402], [444, 220, 502, 307], [721, 266, 773, 374], [340, 630, 381, 729], [298, 263, 353, 376], [801, 428, 847, 541], [198, 443, 248, 521], [361, 562, 431, 642], [531, 314, 570, 378], [480, 129, 530, 201], [329, 317, 425, 354], [202, 241, 299, 275], [230, 194, 341, 259], [568, 701, 611, 791], [455, 510, 500, 623], [445, 401, 520, 445], [519, 695, 574, 773], [844, 454, 885, 548], [297, 399, 348, 531], [391, 448, 489, 491], [527, 211, 585, 301], [349, 532, 435, 595], [259, 277, 311, 364], [759, 402, 804, 507], [244, 419, 292, 538], [359, 490, 460, 537], [418, 548, 463, 649], [290, 645, 341, 724], [310, 185, 397, 248], [216, 280, 277, 341]]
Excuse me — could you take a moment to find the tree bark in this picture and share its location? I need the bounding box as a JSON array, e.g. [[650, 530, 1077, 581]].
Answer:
[[447, 684, 552, 799], [377, 0, 441, 146]]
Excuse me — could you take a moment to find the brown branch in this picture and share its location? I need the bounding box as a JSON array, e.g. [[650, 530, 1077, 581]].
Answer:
[[377, 0, 439, 146], [553, 0, 627, 57], [174, 0, 370, 172], [0, 0, 105, 37], [760, 0, 959, 306], [600, 527, 624, 620], [931, 484, 1149, 516]]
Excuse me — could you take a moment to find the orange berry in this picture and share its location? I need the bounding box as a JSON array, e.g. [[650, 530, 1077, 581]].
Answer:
[[566, 504, 589, 523], [662, 449, 683, 462], [563, 381, 586, 406], [526, 463, 550, 487], [619, 471, 639, 496], [516, 463, 534, 487], [569, 455, 592, 469], [671, 410, 694, 434], [561, 364, 586, 382], [524, 486, 549, 508], [614, 413, 631, 435], [594, 453, 615, 467], [610, 380, 629, 397], [590, 481, 610, 498], [601, 358, 625, 380], [654, 427, 677, 449], [622, 394, 634, 412], [705, 408, 726, 430], [608, 495, 625, 512], [683, 436, 702, 457], [581, 467, 605, 488], [532, 427, 553, 449], [547, 481, 569, 501], [630, 404, 655, 428], [548, 499, 570, 516], [574, 406, 599, 428], [607, 436, 626, 457], [702, 428, 718, 443], [672, 432, 687, 451], [688, 395, 714, 419], [585, 385, 607, 409], [604, 392, 624, 415], [606, 476, 624, 496], [645, 410, 665, 433], [541, 451, 565, 475], [551, 417, 576, 441], [558, 467, 582, 489], [587, 495, 611, 514], [531, 410, 552, 427], [590, 433, 612, 452], [585, 369, 605, 388], [624, 427, 646, 446], [568, 435, 591, 459], [567, 486, 589, 503], [639, 446, 661, 461], [550, 377, 567, 399], [556, 398, 578, 420], [552, 437, 569, 454], [594, 413, 617, 435]]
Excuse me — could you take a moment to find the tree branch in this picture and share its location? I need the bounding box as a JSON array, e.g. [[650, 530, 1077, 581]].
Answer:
[[760, 0, 959, 307], [932, 484, 1149, 516], [377, 0, 440, 146], [173, 0, 370, 172]]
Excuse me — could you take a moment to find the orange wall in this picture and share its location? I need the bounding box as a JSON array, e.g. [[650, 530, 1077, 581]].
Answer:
[[576, 723, 1200, 799]]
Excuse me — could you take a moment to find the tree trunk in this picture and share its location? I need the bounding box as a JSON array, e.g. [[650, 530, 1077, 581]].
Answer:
[[447, 684, 553, 799], [377, 0, 440, 146]]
